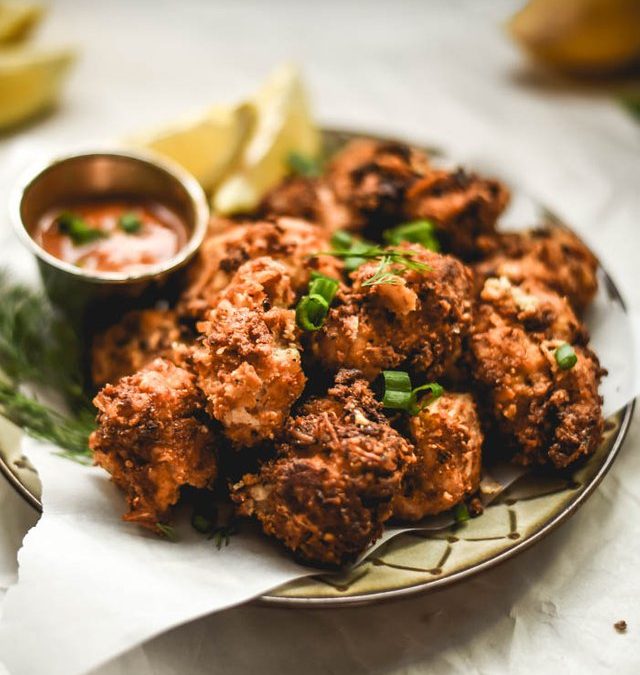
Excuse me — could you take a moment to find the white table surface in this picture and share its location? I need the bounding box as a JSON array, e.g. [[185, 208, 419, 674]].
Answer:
[[1, 1, 639, 673]]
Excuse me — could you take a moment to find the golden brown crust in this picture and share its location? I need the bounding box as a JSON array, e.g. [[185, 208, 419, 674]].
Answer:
[[230, 370, 416, 566], [91, 309, 187, 388], [474, 225, 598, 313], [90, 358, 219, 529], [191, 257, 306, 447], [393, 392, 483, 520], [178, 216, 341, 319], [404, 168, 510, 259], [470, 277, 604, 468], [309, 245, 474, 381]]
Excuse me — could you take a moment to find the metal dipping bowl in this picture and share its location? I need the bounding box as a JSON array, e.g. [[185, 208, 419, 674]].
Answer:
[[9, 147, 209, 320]]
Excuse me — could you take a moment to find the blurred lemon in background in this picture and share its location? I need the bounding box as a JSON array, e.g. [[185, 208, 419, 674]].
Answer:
[[212, 64, 319, 214], [0, 45, 75, 130], [131, 103, 255, 194], [509, 0, 640, 74], [0, 1, 42, 44]]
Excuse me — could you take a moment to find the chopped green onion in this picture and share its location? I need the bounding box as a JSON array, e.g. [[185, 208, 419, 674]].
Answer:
[[381, 370, 444, 415], [296, 294, 329, 331], [309, 272, 339, 304], [118, 212, 143, 234], [555, 343, 577, 370], [383, 219, 440, 252], [287, 151, 321, 177], [295, 273, 339, 331], [454, 503, 470, 523], [56, 212, 107, 246], [382, 370, 413, 409], [330, 230, 355, 251]]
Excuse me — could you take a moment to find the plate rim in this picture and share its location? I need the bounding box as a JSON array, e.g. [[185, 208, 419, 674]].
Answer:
[[0, 127, 635, 608]]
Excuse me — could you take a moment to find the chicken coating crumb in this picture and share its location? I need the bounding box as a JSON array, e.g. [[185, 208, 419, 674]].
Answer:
[[178, 217, 341, 318], [393, 392, 483, 520], [259, 176, 354, 233], [325, 138, 431, 231], [404, 168, 510, 260], [230, 370, 416, 566], [91, 309, 188, 388], [474, 225, 598, 313], [90, 358, 219, 530], [309, 245, 473, 381], [191, 257, 306, 447], [470, 276, 604, 468]]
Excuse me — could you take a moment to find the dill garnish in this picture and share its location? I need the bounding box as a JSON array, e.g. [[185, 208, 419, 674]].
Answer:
[[0, 271, 95, 461], [156, 523, 177, 541], [317, 235, 430, 287]]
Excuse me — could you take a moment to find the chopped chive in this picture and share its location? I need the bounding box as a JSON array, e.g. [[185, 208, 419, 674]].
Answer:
[[383, 219, 440, 252], [330, 230, 355, 251], [118, 212, 143, 234], [381, 370, 444, 415], [309, 272, 339, 304], [454, 503, 470, 523], [56, 212, 108, 246], [287, 151, 322, 177], [555, 343, 577, 370]]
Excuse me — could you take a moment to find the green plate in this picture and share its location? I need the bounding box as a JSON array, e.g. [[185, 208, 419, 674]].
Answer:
[[0, 129, 635, 607]]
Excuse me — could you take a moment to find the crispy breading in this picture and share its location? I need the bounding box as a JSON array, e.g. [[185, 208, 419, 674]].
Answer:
[[191, 257, 306, 447], [90, 358, 219, 529], [259, 176, 354, 233], [230, 370, 416, 566], [178, 216, 341, 318], [91, 309, 187, 388], [474, 225, 598, 313], [309, 245, 474, 381], [470, 276, 604, 468], [393, 392, 483, 520], [404, 168, 510, 259]]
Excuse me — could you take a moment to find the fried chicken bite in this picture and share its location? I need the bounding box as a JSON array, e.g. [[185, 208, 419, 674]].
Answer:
[[324, 139, 431, 231], [474, 225, 598, 313], [191, 257, 306, 447], [259, 176, 354, 233], [404, 168, 510, 259], [393, 392, 483, 520], [230, 370, 416, 566], [90, 358, 219, 530], [178, 217, 341, 318], [91, 309, 189, 388], [309, 245, 473, 381], [470, 276, 604, 469]]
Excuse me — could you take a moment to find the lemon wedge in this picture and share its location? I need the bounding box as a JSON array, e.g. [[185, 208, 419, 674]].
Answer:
[[213, 64, 320, 215], [130, 103, 255, 194], [509, 0, 640, 73], [0, 46, 75, 130], [0, 1, 44, 44]]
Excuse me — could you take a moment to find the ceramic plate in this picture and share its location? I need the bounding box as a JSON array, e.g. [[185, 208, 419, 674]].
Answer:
[[0, 129, 634, 607]]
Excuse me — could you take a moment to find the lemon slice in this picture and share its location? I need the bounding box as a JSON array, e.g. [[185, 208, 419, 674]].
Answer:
[[0, 2, 44, 44], [213, 63, 320, 215], [130, 103, 255, 194], [0, 46, 75, 130]]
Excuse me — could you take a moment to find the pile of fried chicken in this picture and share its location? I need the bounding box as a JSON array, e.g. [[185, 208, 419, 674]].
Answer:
[[89, 138, 604, 567]]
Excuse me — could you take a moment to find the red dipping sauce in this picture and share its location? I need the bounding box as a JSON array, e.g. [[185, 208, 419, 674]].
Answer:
[[34, 198, 188, 274]]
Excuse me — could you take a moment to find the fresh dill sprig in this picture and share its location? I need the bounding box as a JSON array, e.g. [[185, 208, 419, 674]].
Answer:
[[209, 523, 238, 550], [0, 381, 94, 463], [317, 238, 430, 287], [0, 270, 96, 461], [156, 523, 178, 541], [0, 271, 85, 406]]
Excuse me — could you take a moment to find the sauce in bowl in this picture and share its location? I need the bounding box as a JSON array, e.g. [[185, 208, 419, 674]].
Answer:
[[34, 198, 188, 274]]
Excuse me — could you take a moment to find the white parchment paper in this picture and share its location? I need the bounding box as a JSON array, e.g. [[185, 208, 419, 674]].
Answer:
[[0, 260, 637, 675]]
